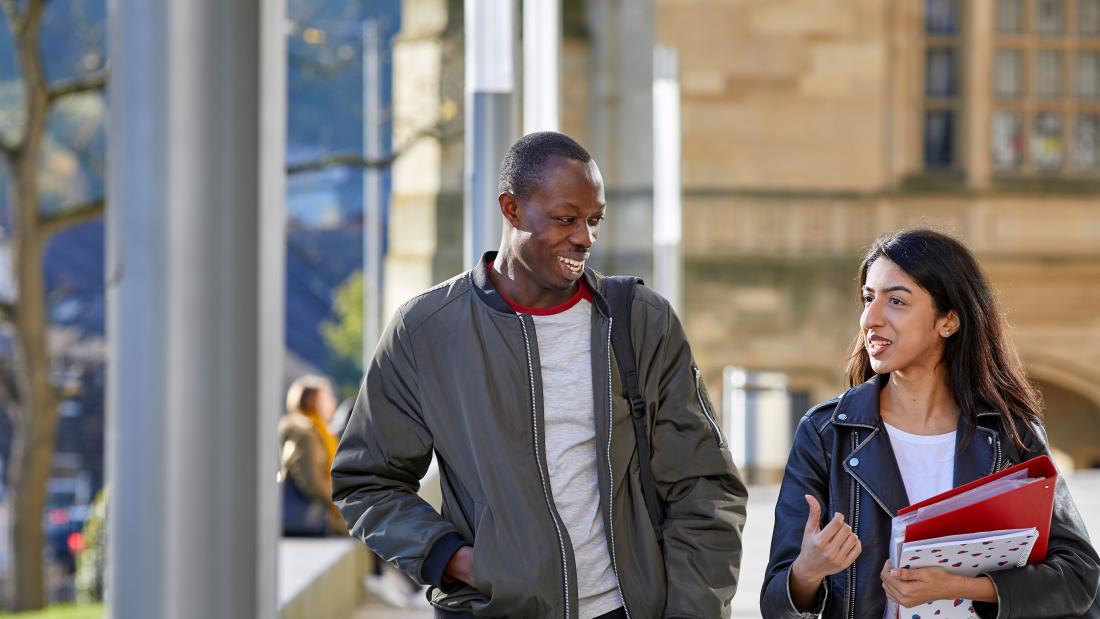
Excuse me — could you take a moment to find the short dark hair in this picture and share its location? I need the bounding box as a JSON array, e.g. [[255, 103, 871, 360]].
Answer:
[[497, 131, 593, 200], [846, 228, 1042, 450]]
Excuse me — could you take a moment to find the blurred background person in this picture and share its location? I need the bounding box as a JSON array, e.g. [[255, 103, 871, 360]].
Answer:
[[279, 375, 345, 537]]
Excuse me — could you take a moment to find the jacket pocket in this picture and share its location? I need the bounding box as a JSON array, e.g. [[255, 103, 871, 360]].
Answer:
[[693, 366, 726, 448]]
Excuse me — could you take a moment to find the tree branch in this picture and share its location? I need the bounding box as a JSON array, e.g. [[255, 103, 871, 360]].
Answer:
[[47, 70, 108, 105], [0, 356, 17, 413], [38, 197, 105, 239], [286, 122, 458, 176], [1, 0, 21, 34], [24, 0, 44, 37], [287, 151, 401, 175]]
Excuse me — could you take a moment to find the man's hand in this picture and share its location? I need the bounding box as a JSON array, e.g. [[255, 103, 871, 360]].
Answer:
[[788, 495, 861, 610], [444, 546, 476, 587], [880, 560, 994, 607]]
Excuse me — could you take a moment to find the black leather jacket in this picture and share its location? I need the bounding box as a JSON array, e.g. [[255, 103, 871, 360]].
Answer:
[[762, 374, 1100, 619]]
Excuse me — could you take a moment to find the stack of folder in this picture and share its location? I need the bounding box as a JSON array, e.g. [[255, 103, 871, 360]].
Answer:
[[886, 455, 1058, 619]]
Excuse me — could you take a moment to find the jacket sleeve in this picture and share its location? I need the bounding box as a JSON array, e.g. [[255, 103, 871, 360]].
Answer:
[[331, 309, 466, 586], [974, 424, 1100, 619], [647, 302, 748, 619], [760, 415, 831, 619]]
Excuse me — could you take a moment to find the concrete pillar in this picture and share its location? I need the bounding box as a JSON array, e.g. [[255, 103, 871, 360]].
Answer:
[[464, 0, 516, 269], [523, 0, 561, 133], [585, 0, 655, 281], [385, 0, 465, 317], [106, 0, 285, 617], [965, 0, 994, 189], [652, 45, 682, 314]]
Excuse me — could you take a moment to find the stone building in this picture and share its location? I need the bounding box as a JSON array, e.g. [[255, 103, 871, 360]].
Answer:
[[386, 0, 1100, 479]]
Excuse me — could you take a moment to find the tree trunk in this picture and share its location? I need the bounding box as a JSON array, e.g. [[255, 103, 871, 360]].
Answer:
[[1, 0, 93, 609], [7, 173, 57, 612], [7, 20, 56, 602]]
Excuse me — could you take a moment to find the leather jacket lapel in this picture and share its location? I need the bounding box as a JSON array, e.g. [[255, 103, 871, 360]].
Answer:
[[835, 375, 910, 516], [844, 426, 910, 516], [953, 412, 1000, 486]]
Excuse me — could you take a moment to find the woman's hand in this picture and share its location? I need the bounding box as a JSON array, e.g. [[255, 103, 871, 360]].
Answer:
[[880, 560, 997, 607], [788, 495, 861, 610]]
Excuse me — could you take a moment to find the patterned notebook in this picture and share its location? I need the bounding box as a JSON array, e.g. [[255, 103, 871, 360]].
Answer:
[[895, 527, 1039, 619]]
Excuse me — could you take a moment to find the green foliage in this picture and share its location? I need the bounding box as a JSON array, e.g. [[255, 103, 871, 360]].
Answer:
[[320, 270, 365, 398], [0, 603, 104, 619], [74, 488, 107, 604]]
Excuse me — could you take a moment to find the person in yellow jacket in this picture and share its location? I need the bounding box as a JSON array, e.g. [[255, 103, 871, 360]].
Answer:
[[279, 375, 345, 536]]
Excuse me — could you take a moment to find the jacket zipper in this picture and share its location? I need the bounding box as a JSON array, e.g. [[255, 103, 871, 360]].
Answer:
[[993, 434, 1003, 473], [847, 431, 860, 619], [692, 366, 726, 448], [604, 317, 632, 619], [517, 315, 571, 618]]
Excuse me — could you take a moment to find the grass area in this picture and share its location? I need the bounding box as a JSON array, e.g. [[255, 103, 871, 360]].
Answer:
[[0, 604, 104, 619]]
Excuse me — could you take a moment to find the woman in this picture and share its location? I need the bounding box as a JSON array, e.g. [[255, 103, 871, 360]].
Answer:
[[279, 374, 345, 536], [761, 229, 1099, 618]]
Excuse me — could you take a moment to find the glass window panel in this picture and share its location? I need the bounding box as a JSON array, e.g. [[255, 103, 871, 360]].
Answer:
[[925, 110, 955, 167], [1037, 0, 1065, 34], [997, 0, 1024, 33], [926, 49, 957, 97], [1036, 50, 1063, 97], [1077, 52, 1100, 97], [926, 0, 959, 34], [1074, 114, 1100, 167], [992, 112, 1024, 169], [1031, 112, 1063, 169], [1081, 0, 1100, 35], [996, 50, 1023, 97]]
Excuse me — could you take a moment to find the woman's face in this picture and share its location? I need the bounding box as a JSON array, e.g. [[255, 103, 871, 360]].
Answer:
[[860, 258, 957, 376], [316, 387, 337, 423]]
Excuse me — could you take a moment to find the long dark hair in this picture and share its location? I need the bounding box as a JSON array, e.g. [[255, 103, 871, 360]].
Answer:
[[845, 229, 1041, 449]]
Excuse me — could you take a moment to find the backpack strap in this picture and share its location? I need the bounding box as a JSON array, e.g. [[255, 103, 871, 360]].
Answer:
[[603, 276, 665, 543]]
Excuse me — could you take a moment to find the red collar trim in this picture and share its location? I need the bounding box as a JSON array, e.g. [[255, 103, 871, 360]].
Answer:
[[489, 261, 593, 315]]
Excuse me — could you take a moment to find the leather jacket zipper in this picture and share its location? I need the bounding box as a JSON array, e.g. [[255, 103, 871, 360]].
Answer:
[[692, 366, 726, 447], [993, 434, 1003, 473], [604, 317, 631, 618], [847, 431, 860, 619], [517, 315, 572, 618]]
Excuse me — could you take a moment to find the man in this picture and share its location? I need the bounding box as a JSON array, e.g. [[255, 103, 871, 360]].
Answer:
[[332, 131, 747, 618]]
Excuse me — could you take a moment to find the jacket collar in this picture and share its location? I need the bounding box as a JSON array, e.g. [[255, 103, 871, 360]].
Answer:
[[834, 374, 1003, 516], [470, 251, 610, 316], [835, 375, 911, 516]]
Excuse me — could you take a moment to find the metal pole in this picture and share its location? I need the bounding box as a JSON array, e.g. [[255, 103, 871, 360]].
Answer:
[[106, 0, 285, 616], [465, 0, 515, 269], [522, 0, 560, 134], [652, 45, 682, 313], [362, 20, 383, 367]]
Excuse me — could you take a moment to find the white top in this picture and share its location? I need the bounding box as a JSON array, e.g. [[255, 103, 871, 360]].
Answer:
[[532, 299, 622, 618], [883, 422, 956, 505]]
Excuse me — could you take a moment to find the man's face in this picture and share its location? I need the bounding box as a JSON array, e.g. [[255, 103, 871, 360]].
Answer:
[[505, 157, 606, 293]]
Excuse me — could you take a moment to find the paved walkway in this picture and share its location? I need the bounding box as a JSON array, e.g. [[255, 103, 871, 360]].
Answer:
[[350, 470, 1100, 618]]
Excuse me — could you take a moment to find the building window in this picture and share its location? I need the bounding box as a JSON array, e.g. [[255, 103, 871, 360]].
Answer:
[[990, 0, 1100, 174], [924, 0, 962, 169], [997, 50, 1025, 97]]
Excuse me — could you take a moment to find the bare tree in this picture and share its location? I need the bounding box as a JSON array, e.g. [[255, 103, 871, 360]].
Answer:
[[0, 0, 105, 610]]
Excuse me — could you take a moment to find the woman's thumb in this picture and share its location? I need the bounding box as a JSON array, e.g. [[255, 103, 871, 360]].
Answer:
[[803, 494, 821, 534]]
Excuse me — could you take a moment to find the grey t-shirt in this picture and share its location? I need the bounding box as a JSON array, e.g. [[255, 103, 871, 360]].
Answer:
[[532, 297, 623, 618]]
